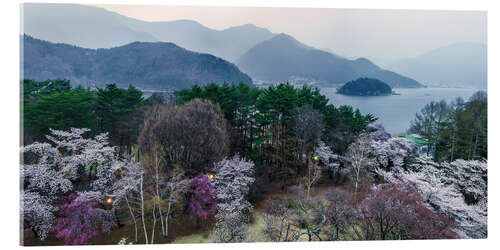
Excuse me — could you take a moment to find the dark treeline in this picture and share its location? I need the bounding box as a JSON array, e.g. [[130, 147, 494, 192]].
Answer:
[[409, 91, 487, 162], [22, 79, 162, 155]]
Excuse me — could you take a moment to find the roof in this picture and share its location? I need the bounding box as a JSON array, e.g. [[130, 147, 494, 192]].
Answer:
[[403, 134, 429, 147]]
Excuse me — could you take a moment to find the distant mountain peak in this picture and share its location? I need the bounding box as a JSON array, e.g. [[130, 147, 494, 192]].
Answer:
[[223, 23, 272, 33], [271, 33, 300, 43], [237, 33, 423, 88], [262, 33, 313, 50]]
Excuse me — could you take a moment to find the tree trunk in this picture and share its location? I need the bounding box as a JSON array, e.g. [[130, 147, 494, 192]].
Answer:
[[140, 175, 149, 244], [151, 202, 156, 244], [154, 152, 165, 237], [125, 195, 138, 243], [165, 192, 173, 237]]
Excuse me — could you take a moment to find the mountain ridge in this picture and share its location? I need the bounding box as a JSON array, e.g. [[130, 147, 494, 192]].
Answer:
[[22, 3, 275, 61], [236, 34, 424, 88], [385, 42, 486, 89], [21, 35, 253, 90]]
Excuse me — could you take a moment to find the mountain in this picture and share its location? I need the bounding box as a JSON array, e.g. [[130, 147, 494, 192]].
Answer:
[[21, 35, 252, 90], [337, 78, 392, 96], [236, 34, 424, 88], [22, 3, 158, 49], [22, 3, 275, 61], [385, 43, 487, 89], [128, 21, 275, 62]]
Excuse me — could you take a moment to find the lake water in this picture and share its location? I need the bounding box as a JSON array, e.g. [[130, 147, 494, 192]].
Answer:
[[320, 88, 483, 135]]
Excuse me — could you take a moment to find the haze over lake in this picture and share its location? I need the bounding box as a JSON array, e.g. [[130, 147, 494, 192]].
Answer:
[[321, 87, 483, 135]]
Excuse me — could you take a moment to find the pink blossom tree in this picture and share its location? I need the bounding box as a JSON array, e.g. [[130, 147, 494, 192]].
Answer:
[[50, 194, 116, 245], [188, 174, 216, 221]]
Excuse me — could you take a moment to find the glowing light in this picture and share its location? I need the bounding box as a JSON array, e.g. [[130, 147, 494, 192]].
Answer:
[[313, 155, 319, 161], [209, 174, 214, 180], [106, 197, 113, 204]]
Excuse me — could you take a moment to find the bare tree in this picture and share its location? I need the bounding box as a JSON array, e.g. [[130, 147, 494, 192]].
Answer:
[[358, 183, 457, 240], [151, 99, 229, 175], [291, 105, 324, 171], [321, 188, 355, 241], [163, 167, 188, 237], [263, 196, 299, 242], [304, 157, 322, 200], [111, 159, 143, 243], [345, 134, 374, 200]]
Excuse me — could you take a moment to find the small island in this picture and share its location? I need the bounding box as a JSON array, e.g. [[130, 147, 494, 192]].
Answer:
[[337, 77, 393, 96]]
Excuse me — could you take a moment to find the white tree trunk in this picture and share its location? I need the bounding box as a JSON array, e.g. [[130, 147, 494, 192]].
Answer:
[[151, 202, 156, 244], [165, 191, 173, 237], [140, 175, 149, 244], [125, 195, 138, 243], [154, 153, 165, 237]]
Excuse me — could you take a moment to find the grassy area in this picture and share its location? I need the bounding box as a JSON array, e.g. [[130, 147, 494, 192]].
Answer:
[[23, 214, 215, 245], [247, 212, 267, 242], [172, 231, 212, 244], [172, 211, 268, 243]]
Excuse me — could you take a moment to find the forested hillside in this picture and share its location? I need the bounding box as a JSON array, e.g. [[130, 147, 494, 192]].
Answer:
[[22, 35, 253, 90], [337, 78, 392, 96]]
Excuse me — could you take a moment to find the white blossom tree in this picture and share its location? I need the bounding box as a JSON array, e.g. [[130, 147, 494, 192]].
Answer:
[[212, 155, 255, 243], [374, 156, 487, 238], [315, 141, 341, 172], [20, 191, 56, 240], [371, 136, 415, 173], [21, 128, 117, 240]]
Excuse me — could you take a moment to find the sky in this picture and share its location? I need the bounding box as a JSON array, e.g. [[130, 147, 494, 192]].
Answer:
[[93, 4, 486, 62]]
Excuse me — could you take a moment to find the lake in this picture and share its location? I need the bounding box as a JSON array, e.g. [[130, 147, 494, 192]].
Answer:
[[320, 88, 483, 135]]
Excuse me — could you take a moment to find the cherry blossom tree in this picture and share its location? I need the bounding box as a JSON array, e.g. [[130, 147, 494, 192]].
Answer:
[[368, 124, 391, 142], [370, 137, 415, 174], [374, 156, 487, 238], [21, 128, 116, 240], [212, 155, 255, 243], [21, 191, 56, 240], [315, 141, 341, 172]]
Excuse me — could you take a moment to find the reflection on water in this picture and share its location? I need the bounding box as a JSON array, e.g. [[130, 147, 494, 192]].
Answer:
[[321, 88, 483, 135]]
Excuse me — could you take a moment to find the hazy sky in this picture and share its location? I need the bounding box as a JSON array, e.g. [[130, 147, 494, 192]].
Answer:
[[94, 4, 487, 61]]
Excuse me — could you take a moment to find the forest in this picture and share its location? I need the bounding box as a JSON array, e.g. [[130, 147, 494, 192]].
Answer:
[[21, 79, 487, 244]]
